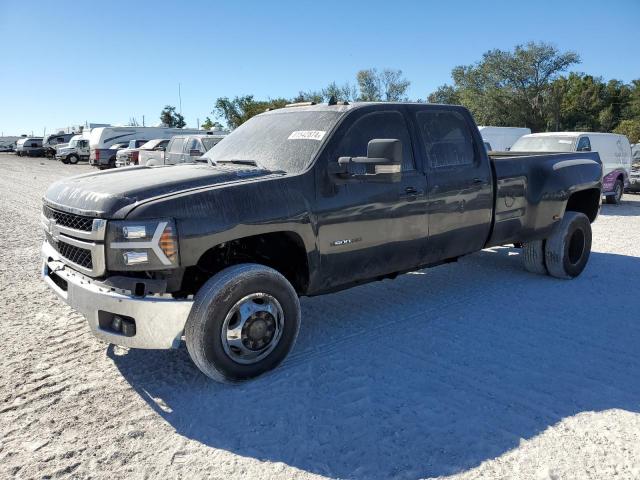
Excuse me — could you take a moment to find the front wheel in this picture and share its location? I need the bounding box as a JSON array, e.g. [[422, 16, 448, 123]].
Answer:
[[185, 263, 301, 383], [606, 179, 623, 204], [544, 212, 592, 279], [68, 154, 79, 164]]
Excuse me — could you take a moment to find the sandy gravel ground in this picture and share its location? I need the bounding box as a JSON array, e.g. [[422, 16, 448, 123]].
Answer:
[[0, 154, 639, 480]]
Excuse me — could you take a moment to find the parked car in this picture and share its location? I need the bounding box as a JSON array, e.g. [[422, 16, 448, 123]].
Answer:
[[158, 134, 225, 166], [15, 137, 44, 157], [55, 135, 90, 164], [115, 139, 153, 167], [43, 133, 76, 158], [627, 145, 640, 193], [511, 132, 632, 204], [478, 126, 531, 151], [41, 102, 603, 383], [88, 126, 212, 169], [137, 139, 170, 166]]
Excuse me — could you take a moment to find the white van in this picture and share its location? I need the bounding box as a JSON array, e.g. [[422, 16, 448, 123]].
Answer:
[[511, 132, 632, 204], [87, 126, 210, 169], [477, 126, 531, 151]]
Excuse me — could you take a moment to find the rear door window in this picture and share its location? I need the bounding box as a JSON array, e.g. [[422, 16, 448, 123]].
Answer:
[[416, 110, 476, 168]]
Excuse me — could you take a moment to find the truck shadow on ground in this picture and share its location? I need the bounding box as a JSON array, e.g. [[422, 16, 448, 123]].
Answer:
[[110, 248, 640, 479]]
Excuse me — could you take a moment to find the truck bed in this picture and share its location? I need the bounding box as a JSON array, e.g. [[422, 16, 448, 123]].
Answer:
[[486, 151, 602, 247]]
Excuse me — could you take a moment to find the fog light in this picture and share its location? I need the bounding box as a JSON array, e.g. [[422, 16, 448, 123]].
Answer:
[[111, 315, 123, 332], [123, 251, 148, 265]]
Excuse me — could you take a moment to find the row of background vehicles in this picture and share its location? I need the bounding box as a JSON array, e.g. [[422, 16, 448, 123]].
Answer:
[[6, 121, 637, 203], [50, 126, 228, 169]]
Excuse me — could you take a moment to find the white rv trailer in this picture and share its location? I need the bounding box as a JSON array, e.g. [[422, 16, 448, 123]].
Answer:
[[88, 126, 212, 168], [477, 126, 531, 151]]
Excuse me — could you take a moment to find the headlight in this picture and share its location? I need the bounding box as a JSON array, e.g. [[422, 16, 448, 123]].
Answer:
[[106, 219, 179, 270]]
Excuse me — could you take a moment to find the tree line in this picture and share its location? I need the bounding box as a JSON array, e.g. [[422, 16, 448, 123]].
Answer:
[[162, 42, 640, 143]]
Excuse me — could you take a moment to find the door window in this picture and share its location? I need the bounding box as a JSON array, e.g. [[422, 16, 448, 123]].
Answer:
[[169, 138, 185, 153], [336, 111, 415, 171], [416, 110, 476, 168], [186, 138, 201, 153], [576, 136, 591, 152]]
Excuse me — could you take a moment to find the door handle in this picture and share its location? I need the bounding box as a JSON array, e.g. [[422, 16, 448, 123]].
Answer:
[[400, 186, 423, 201]]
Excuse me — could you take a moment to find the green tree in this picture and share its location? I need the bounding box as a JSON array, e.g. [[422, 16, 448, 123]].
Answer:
[[201, 117, 223, 130], [357, 68, 410, 101], [160, 105, 186, 128], [214, 96, 288, 129], [614, 119, 640, 144], [429, 42, 580, 131]]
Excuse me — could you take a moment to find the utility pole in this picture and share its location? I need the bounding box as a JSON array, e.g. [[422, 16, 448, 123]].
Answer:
[[142, 115, 145, 127], [197, 118, 200, 129], [178, 83, 182, 115]]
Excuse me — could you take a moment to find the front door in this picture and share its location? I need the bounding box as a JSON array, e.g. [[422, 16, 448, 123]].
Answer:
[[315, 107, 429, 290], [413, 108, 493, 261]]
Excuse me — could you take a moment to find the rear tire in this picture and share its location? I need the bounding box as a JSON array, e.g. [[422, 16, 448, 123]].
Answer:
[[544, 212, 592, 279], [523, 240, 547, 275], [68, 154, 79, 164], [606, 179, 623, 204], [185, 263, 301, 383]]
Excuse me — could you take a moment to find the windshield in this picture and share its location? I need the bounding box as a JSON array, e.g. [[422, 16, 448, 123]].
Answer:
[[69, 139, 79, 148], [203, 110, 341, 173], [511, 136, 576, 152], [140, 140, 159, 150]]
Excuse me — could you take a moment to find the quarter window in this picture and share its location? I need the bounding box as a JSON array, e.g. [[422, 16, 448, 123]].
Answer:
[[336, 111, 415, 171], [416, 110, 476, 168], [576, 137, 591, 152]]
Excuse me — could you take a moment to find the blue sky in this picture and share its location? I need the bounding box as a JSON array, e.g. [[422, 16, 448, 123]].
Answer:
[[1, 0, 638, 135]]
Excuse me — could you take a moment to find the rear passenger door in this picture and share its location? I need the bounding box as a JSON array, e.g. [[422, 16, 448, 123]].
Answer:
[[414, 108, 493, 261]]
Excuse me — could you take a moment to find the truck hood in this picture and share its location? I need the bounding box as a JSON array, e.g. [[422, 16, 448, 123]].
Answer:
[[43, 163, 279, 218]]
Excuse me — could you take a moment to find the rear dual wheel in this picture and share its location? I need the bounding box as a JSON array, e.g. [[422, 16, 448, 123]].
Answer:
[[522, 212, 591, 279]]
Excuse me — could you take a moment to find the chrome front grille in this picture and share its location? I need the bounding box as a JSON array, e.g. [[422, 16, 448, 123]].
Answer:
[[41, 204, 107, 276], [43, 205, 94, 232], [58, 241, 93, 269]]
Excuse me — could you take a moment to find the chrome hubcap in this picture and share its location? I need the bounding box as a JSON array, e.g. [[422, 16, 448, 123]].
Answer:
[[221, 293, 284, 364]]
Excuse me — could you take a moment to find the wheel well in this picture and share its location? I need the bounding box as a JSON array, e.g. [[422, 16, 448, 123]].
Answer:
[[182, 232, 310, 296], [565, 188, 600, 222]]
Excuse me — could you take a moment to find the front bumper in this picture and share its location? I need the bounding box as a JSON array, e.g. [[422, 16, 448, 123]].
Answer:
[[42, 240, 192, 349]]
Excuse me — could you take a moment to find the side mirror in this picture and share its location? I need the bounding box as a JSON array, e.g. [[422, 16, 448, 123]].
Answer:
[[189, 149, 202, 156], [331, 139, 402, 182]]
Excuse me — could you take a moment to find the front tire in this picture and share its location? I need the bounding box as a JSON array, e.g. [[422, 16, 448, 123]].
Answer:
[[68, 154, 79, 164], [185, 263, 301, 383], [606, 179, 623, 204], [544, 212, 592, 279]]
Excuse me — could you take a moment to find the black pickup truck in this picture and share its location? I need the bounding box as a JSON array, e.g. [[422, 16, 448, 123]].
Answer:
[[41, 102, 602, 382]]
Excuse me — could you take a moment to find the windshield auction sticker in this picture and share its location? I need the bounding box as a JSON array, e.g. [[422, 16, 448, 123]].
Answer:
[[288, 130, 326, 141]]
